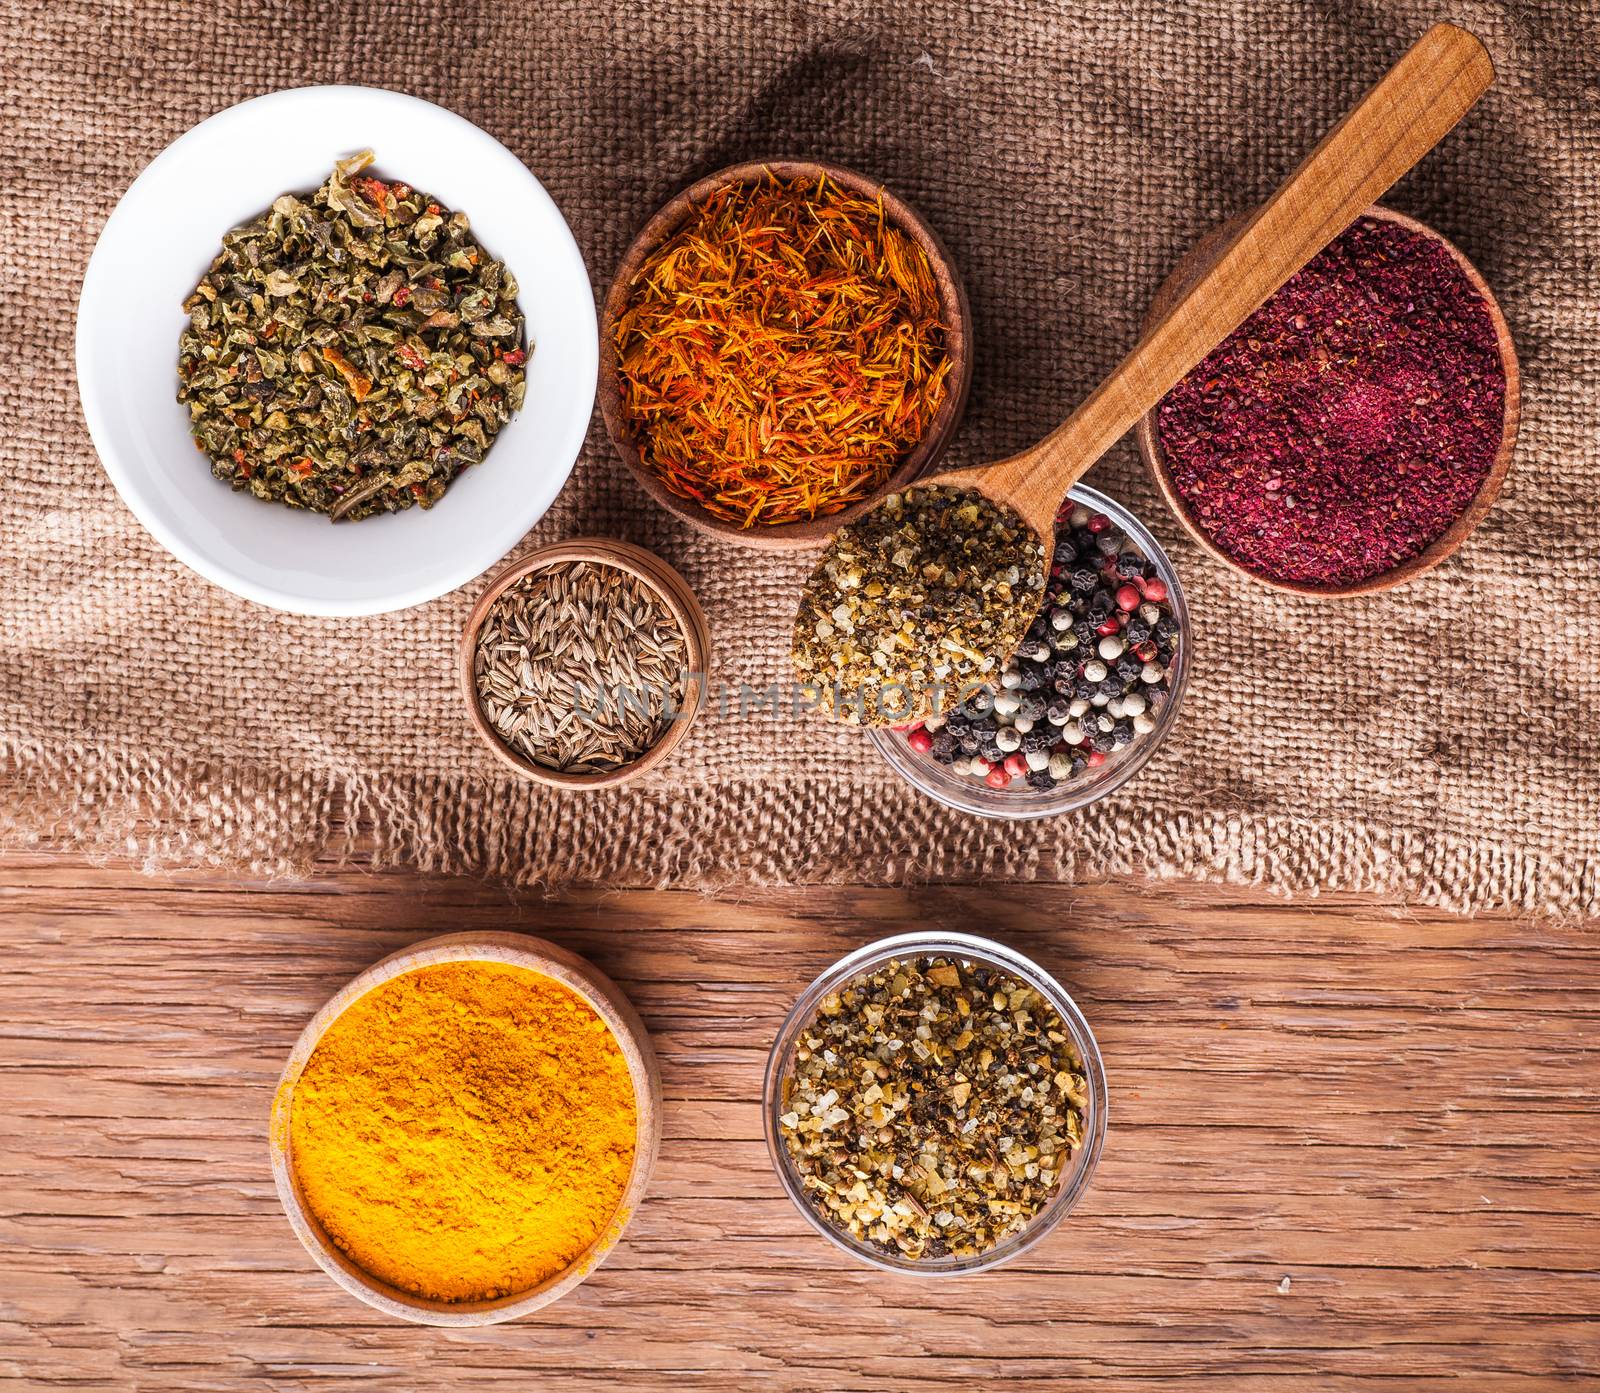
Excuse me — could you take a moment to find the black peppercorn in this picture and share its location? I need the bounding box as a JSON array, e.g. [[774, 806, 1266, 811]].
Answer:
[[1116, 551, 1143, 578], [1025, 769, 1056, 791]]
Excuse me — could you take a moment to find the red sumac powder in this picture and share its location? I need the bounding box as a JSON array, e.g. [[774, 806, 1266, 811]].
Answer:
[[1156, 216, 1506, 588]]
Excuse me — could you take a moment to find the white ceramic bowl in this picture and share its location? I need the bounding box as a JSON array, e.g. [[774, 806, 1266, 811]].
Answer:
[[76, 86, 598, 616]]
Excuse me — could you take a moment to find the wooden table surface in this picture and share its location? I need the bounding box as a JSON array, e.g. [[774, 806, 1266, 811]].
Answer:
[[2, 852, 1596, 1391]]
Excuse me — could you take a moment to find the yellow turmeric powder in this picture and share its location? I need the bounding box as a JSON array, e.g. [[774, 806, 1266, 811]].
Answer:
[[288, 961, 637, 1302]]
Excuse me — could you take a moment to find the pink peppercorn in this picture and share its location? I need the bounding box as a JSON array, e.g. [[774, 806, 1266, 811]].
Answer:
[[906, 727, 933, 754], [1086, 750, 1107, 768], [1116, 584, 1141, 611], [1087, 513, 1112, 534], [984, 766, 1011, 789], [1004, 752, 1029, 777], [1141, 577, 1168, 604], [1096, 616, 1122, 636]]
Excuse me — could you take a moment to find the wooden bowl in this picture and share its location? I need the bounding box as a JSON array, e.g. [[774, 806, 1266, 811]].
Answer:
[[598, 159, 974, 550], [269, 931, 663, 1326], [1135, 204, 1520, 597], [459, 538, 711, 789]]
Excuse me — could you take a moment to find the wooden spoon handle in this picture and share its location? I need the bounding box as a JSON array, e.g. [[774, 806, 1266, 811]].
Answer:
[[995, 22, 1494, 525]]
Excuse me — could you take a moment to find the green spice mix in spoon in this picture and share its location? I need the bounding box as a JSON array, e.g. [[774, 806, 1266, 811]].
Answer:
[[790, 485, 1045, 726]]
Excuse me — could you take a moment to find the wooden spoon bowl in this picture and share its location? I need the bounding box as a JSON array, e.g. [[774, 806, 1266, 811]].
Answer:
[[269, 931, 663, 1326], [598, 159, 973, 550], [1135, 204, 1521, 597]]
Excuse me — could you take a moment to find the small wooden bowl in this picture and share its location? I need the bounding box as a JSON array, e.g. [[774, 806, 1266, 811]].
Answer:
[[598, 159, 974, 550], [459, 538, 711, 789], [269, 931, 663, 1326], [1135, 204, 1520, 597]]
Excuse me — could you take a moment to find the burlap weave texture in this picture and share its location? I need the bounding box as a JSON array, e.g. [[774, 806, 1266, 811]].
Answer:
[[2, 0, 1596, 914]]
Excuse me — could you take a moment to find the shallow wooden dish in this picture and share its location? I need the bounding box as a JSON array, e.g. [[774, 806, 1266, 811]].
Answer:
[[598, 159, 974, 550], [269, 931, 663, 1326], [1135, 204, 1520, 597], [459, 538, 711, 789]]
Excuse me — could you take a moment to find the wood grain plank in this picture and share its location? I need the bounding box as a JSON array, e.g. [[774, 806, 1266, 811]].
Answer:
[[1, 854, 1597, 1390]]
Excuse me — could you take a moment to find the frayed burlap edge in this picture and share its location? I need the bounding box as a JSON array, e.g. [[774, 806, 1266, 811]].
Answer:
[[4, 736, 1594, 919]]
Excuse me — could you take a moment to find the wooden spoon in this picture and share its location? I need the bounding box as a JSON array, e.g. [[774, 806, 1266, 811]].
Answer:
[[920, 22, 1493, 549]]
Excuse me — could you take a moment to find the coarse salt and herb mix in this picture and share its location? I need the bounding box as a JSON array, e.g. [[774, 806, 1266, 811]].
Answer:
[[777, 954, 1090, 1263]]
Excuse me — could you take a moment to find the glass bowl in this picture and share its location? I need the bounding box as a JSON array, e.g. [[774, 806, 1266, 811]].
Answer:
[[867, 483, 1189, 819], [762, 931, 1108, 1275]]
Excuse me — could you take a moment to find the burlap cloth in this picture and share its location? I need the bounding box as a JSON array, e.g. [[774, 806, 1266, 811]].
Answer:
[[3, 1, 1595, 915]]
